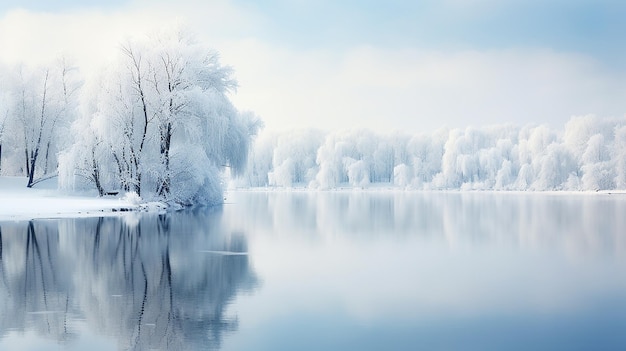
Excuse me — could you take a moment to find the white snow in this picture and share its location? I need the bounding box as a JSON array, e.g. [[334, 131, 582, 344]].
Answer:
[[0, 176, 139, 221]]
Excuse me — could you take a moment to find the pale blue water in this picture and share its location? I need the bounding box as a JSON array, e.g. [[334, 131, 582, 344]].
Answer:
[[1, 191, 625, 350]]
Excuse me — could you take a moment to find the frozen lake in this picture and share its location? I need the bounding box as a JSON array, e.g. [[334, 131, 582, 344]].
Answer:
[[1, 191, 626, 350]]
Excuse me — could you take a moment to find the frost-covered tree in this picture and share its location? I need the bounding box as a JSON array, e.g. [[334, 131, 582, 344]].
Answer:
[[406, 130, 446, 187], [78, 42, 153, 196], [145, 30, 240, 196], [60, 28, 261, 205], [578, 134, 611, 190], [511, 125, 551, 189], [268, 129, 323, 187], [0, 89, 9, 173], [232, 131, 275, 187], [0, 67, 23, 176], [2, 60, 79, 186], [313, 129, 399, 189]]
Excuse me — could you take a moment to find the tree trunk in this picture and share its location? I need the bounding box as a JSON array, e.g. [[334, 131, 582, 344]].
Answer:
[[92, 149, 104, 196], [123, 45, 149, 197], [158, 122, 172, 197], [27, 70, 48, 188], [27, 148, 39, 188], [135, 174, 141, 196], [43, 140, 51, 175], [24, 148, 30, 176], [27, 159, 36, 187]]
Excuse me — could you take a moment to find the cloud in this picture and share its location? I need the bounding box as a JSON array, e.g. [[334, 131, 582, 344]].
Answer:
[[0, 0, 259, 74], [0, 9, 152, 74], [224, 42, 626, 132], [0, 1, 624, 133]]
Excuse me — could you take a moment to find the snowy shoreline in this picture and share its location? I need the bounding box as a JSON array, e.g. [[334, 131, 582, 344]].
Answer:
[[0, 176, 143, 221], [229, 184, 626, 196], [3, 175, 626, 221]]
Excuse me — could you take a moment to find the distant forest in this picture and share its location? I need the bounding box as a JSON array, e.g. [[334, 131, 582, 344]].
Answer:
[[235, 116, 626, 192]]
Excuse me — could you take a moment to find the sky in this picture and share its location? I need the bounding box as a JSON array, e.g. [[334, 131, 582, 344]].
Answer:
[[0, 0, 625, 133]]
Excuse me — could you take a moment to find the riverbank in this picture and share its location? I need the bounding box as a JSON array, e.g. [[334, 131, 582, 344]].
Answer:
[[3, 175, 624, 221], [0, 176, 140, 221]]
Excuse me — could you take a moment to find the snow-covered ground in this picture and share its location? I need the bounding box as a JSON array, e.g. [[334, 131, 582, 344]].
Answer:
[[0, 176, 139, 221]]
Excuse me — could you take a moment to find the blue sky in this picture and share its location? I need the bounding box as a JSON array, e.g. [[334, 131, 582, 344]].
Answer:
[[0, 0, 625, 132], [234, 0, 626, 59]]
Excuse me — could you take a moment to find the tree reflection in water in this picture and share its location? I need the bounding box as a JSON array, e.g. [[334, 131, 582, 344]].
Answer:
[[0, 208, 257, 350]]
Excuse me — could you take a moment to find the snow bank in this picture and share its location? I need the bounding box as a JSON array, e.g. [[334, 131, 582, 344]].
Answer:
[[0, 177, 142, 220]]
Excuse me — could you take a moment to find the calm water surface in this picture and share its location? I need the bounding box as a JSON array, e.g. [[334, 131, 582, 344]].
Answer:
[[1, 191, 625, 350]]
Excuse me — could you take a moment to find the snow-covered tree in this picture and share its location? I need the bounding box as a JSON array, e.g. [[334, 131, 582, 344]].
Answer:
[[1, 60, 79, 186], [60, 28, 261, 205], [0, 88, 9, 173], [268, 129, 323, 187]]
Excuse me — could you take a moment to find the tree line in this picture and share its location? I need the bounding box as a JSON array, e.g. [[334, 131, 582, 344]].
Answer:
[[235, 116, 626, 191]]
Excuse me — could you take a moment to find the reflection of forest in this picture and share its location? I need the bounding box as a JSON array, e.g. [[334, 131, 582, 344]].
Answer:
[[0, 209, 257, 350], [226, 192, 626, 255]]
